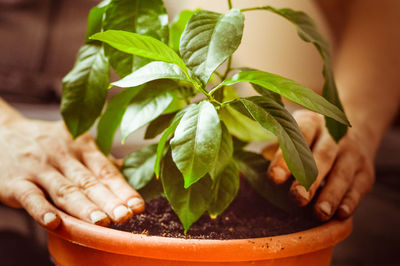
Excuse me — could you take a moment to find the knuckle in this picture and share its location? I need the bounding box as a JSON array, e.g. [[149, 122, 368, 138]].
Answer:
[[56, 183, 80, 199], [17, 186, 43, 205], [99, 164, 120, 180], [78, 176, 99, 192], [316, 148, 335, 163]]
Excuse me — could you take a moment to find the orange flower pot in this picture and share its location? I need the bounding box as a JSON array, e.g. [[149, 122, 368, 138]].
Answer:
[[47, 211, 352, 265]]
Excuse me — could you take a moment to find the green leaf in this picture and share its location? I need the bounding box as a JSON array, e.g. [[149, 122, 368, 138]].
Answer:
[[91, 30, 188, 75], [219, 85, 275, 142], [112, 61, 190, 88], [154, 106, 192, 178], [208, 160, 239, 217], [266, 7, 348, 141], [144, 112, 176, 139], [221, 70, 350, 126], [234, 150, 298, 213], [252, 83, 283, 106], [209, 122, 233, 180], [161, 150, 213, 233], [219, 107, 276, 142], [122, 144, 157, 190], [85, 4, 107, 44], [96, 86, 143, 154], [170, 101, 222, 188], [235, 97, 317, 189], [169, 10, 196, 51], [240, 67, 283, 105], [61, 44, 109, 138], [138, 176, 164, 201], [133, 0, 169, 44], [102, 0, 136, 77], [120, 80, 177, 141], [179, 9, 244, 84], [102, 0, 169, 77]]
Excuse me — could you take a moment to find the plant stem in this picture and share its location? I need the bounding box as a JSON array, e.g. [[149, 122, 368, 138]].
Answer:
[[222, 56, 232, 81], [240, 6, 271, 12], [228, 0, 233, 9]]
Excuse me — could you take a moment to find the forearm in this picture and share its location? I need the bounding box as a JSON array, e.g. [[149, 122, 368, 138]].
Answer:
[[332, 0, 400, 158]]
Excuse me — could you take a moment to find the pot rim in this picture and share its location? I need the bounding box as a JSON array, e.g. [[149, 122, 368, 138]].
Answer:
[[48, 211, 352, 262]]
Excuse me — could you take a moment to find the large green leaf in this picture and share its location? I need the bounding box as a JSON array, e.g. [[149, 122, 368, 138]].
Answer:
[[96, 86, 143, 154], [120, 80, 177, 141], [154, 106, 192, 178], [122, 144, 157, 190], [219, 86, 275, 142], [208, 160, 239, 217], [179, 9, 244, 84], [61, 44, 109, 138], [91, 30, 188, 75], [161, 150, 213, 233], [209, 122, 233, 180], [102, 0, 169, 77], [138, 176, 164, 201], [234, 97, 317, 189], [234, 150, 298, 213], [102, 0, 136, 77], [144, 112, 176, 140], [266, 7, 347, 141], [170, 101, 222, 188], [220, 70, 350, 126], [85, 2, 108, 44], [169, 10, 196, 52], [112, 61, 190, 88], [219, 107, 276, 142], [133, 0, 169, 43]]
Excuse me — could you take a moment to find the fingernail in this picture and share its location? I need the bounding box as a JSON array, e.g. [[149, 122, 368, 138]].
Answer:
[[319, 201, 332, 216], [295, 186, 310, 200], [127, 198, 145, 211], [339, 204, 350, 215], [270, 166, 288, 183], [90, 210, 108, 224], [113, 205, 131, 221], [43, 212, 57, 225]]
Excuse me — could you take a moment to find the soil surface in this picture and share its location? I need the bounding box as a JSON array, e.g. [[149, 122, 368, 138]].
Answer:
[[110, 179, 322, 239]]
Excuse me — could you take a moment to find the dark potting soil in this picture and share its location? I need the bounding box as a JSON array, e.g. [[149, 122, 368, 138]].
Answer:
[[110, 179, 322, 239]]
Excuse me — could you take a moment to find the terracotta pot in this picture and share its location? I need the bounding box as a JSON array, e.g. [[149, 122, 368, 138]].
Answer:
[[47, 211, 352, 265]]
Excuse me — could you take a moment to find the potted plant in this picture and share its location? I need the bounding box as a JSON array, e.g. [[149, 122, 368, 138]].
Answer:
[[50, 0, 352, 264]]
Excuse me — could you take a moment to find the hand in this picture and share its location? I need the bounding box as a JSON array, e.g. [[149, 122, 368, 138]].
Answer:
[[0, 118, 145, 229], [264, 110, 375, 221]]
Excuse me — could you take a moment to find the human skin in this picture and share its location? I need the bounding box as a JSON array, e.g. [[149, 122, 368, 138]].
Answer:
[[267, 0, 400, 221], [0, 99, 145, 229]]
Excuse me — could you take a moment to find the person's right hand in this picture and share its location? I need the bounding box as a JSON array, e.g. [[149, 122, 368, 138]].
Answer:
[[0, 118, 145, 230], [264, 110, 375, 221]]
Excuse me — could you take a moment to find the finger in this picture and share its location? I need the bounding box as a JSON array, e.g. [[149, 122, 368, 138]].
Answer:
[[267, 111, 321, 185], [289, 129, 339, 206], [108, 153, 124, 169], [337, 169, 374, 219], [55, 156, 133, 222], [81, 149, 145, 214], [34, 169, 110, 226], [262, 142, 279, 161], [12, 179, 61, 229], [314, 151, 360, 221]]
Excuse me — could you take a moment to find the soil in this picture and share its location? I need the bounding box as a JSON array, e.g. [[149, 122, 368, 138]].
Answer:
[[110, 179, 322, 239]]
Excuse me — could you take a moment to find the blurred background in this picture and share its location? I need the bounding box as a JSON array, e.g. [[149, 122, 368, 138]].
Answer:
[[0, 0, 399, 265]]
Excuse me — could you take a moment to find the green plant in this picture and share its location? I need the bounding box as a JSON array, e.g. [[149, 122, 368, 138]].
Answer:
[[61, 0, 350, 233]]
